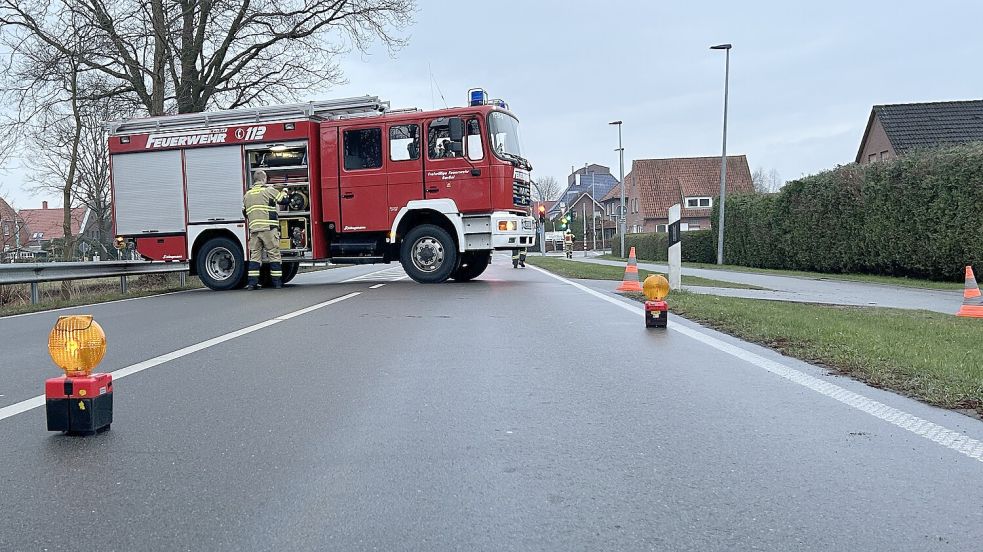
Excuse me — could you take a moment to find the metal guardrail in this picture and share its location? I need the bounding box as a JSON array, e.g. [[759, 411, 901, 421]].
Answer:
[[0, 261, 189, 304]]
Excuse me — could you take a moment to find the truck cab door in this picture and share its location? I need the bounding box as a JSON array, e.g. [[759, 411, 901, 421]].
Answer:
[[338, 126, 389, 233], [386, 123, 424, 226], [423, 116, 489, 214]]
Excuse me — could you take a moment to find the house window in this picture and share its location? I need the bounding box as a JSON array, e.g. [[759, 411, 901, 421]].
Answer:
[[685, 197, 712, 209], [689, 224, 701, 230], [2, 222, 9, 237], [656, 224, 667, 233], [868, 153, 877, 163], [389, 124, 420, 162], [879, 151, 888, 161], [343, 128, 383, 170]]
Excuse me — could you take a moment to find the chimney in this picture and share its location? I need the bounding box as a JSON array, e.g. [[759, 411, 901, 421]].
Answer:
[[42, 201, 48, 209]]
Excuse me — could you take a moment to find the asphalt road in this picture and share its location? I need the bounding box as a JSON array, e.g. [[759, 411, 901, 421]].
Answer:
[[570, 256, 963, 314], [1, 257, 982, 551]]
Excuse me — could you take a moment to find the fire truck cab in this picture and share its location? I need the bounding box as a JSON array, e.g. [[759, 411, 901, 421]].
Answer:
[[107, 91, 536, 290]]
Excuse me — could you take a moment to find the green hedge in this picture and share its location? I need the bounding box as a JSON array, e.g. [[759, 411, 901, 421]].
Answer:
[[710, 144, 983, 281], [610, 230, 716, 264]]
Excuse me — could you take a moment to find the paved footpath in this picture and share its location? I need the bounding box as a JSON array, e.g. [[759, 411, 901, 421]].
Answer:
[[569, 256, 962, 314]]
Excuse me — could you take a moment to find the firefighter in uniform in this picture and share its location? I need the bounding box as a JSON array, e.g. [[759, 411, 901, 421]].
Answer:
[[563, 231, 574, 259], [242, 170, 290, 290], [511, 247, 527, 268]]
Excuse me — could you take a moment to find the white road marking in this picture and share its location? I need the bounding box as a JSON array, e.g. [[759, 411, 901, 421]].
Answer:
[[369, 284, 386, 289], [0, 292, 361, 423], [527, 265, 983, 464]]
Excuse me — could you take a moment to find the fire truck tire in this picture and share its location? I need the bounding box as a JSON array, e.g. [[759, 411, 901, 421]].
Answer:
[[400, 224, 459, 284], [281, 262, 300, 284], [196, 237, 246, 291], [451, 251, 491, 281]]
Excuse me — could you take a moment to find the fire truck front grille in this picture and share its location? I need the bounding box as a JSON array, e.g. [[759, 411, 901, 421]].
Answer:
[[512, 181, 531, 207]]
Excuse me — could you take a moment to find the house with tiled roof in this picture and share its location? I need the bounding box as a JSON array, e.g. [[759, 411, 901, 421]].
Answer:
[[549, 164, 620, 219], [856, 100, 983, 164], [17, 201, 91, 259], [600, 155, 754, 234]]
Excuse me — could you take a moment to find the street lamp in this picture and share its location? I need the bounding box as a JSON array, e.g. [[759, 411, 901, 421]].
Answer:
[[710, 43, 731, 265], [609, 120, 625, 258]]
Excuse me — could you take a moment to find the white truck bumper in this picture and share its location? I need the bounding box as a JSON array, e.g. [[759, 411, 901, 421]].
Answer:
[[490, 212, 537, 250]]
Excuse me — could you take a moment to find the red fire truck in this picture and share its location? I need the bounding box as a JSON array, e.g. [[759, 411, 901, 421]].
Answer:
[[107, 91, 536, 290]]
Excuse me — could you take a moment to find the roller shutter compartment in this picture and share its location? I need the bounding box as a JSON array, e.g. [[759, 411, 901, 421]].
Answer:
[[112, 150, 185, 235]]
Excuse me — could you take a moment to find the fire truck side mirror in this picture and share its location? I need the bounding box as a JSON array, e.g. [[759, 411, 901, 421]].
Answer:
[[448, 117, 465, 141]]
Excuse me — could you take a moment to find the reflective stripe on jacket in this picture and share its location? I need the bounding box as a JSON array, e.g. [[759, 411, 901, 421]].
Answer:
[[243, 185, 289, 231]]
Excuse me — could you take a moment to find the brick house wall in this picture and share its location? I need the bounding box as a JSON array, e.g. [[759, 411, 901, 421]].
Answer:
[[858, 115, 895, 164]]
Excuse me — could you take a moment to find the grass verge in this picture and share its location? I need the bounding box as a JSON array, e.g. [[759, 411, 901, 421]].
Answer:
[[621, 290, 983, 416], [525, 256, 764, 290], [597, 255, 963, 291]]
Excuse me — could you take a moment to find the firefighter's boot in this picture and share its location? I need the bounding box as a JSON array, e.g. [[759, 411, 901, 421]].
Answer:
[[519, 249, 527, 267], [270, 262, 283, 289], [511, 248, 520, 268], [246, 261, 261, 290]]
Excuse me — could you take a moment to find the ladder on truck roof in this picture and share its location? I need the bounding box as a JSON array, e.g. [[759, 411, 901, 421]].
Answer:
[[106, 95, 389, 135]]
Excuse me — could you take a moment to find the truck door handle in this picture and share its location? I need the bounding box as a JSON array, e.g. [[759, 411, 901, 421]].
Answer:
[[426, 187, 440, 193], [341, 192, 354, 199]]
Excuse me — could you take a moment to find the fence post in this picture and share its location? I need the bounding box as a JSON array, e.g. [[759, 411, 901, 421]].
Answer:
[[31, 282, 40, 305], [120, 275, 128, 295]]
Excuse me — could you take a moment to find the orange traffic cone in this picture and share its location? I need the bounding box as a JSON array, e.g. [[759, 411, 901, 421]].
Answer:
[[956, 265, 983, 318], [616, 247, 644, 292]]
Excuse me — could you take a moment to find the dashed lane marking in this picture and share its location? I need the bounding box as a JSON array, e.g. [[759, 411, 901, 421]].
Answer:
[[0, 292, 361, 423], [369, 284, 386, 289], [527, 265, 983, 464]]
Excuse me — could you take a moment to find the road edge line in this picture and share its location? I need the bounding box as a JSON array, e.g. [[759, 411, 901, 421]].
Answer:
[[526, 264, 983, 464]]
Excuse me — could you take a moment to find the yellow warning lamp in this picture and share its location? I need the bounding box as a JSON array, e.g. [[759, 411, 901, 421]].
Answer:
[[48, 315, 107, 376], [643, 274, 670, 301]]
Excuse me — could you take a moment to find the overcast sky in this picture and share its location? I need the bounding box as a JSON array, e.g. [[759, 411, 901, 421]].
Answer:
[[4, 0, 983, 207]]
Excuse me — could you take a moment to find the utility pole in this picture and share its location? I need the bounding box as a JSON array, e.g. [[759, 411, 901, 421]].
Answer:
[[609, 121, 625, 258], [582, 200, 587, 252], [711, 43, 732, 265]]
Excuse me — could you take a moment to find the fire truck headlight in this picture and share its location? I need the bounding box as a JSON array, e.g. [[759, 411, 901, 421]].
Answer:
[[498, 221, 518, 232], [48, 315, 107, 376]]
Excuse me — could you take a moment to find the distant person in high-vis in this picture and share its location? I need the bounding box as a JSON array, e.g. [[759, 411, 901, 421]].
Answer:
[[242, 170, 290, 290]]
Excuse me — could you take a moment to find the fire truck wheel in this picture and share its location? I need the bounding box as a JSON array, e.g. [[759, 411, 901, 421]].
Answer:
[[400, 224, 459, 283], [281, 262, 300, 284], [451, 251, 491, 282], [196, 237, 246, 291]]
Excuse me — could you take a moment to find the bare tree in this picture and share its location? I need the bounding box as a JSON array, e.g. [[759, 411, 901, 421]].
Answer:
[[751, 166, 784, 194], [0, 0, 415, 116], [531, 175, 561, 202], [74, 107, 115, 257]]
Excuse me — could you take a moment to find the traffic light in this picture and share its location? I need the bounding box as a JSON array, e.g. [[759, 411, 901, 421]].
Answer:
[[537, 205, 546, 223]]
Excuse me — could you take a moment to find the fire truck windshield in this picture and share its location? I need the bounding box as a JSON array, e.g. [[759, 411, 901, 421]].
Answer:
[[488, 111, 525, 161]]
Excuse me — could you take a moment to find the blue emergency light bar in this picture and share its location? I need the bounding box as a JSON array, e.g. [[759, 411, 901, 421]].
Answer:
[[469, 88, 488, 107]]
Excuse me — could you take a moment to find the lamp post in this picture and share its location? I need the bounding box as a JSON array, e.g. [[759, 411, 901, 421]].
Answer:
[[710, 43, 732, 265], [609, 120, 625, 258]]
